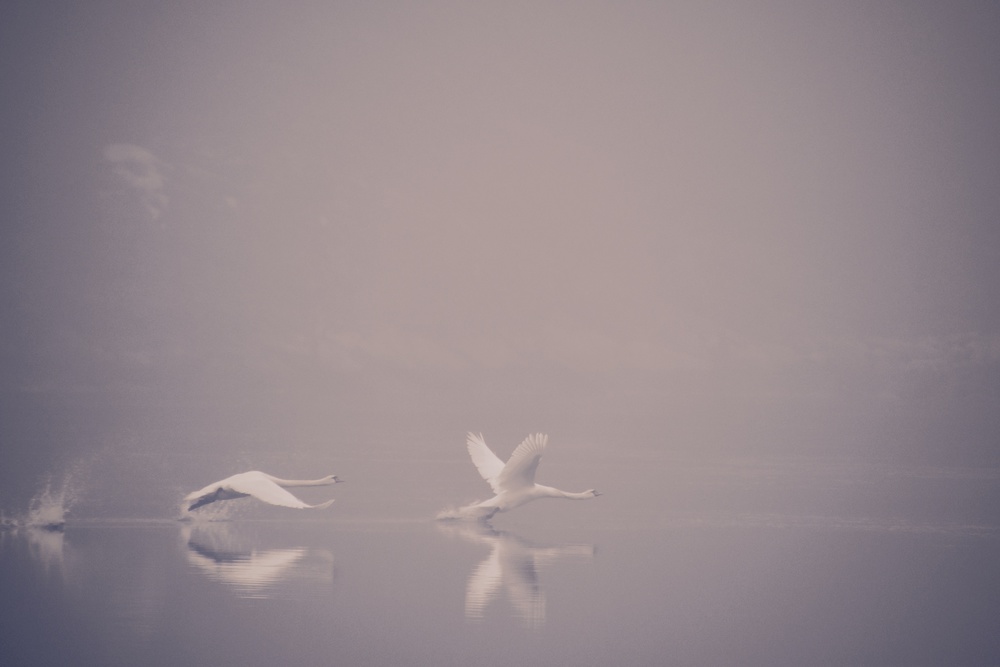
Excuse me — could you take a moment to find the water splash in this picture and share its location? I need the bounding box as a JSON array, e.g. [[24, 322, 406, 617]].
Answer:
[[24, 476, 80, 530], [0, 472, 79, 534], [435, 502, 498, 522], [435, 504, 463, 520]]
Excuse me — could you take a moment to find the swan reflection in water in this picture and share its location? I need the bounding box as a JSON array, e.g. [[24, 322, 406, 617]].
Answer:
[[439, 522, 595, 628], [24, 526, 66, 574], [0, 524, 68, 579], [182, 523, 334, 599], [2, 502, 68, 577]]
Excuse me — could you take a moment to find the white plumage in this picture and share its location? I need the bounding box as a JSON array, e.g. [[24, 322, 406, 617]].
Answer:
[[444, 433, 601, 521], [184, 470, 342, 512]]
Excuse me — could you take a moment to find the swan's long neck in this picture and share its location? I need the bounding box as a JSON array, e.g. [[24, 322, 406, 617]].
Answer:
[[537, 485, 594, 500], [268, 476, 335, 487]]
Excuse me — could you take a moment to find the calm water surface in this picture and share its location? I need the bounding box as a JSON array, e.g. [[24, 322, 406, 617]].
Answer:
[[3, 511, 1000, 666]]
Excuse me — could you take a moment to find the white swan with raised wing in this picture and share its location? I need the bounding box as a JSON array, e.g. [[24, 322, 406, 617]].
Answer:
[[184, 471, 342, 512], [444, 433, 601, 521]]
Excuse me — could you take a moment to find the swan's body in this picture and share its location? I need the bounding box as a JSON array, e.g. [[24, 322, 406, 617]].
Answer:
[[184, 471, 342, 512], [446, 433, 600, 521]]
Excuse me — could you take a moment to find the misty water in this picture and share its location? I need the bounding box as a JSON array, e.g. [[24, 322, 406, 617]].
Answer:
[[3, 451, 1000, 667]]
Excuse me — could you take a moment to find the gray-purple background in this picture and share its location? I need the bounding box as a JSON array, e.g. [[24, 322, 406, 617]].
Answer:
[[2, 1, 999, 513]]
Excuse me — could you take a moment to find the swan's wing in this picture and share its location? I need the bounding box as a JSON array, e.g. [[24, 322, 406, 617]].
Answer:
[[496, 433, 548, 492], [183, 480, 223, 503], [227, 474, 331, 509], [466, 433, 506, 494]]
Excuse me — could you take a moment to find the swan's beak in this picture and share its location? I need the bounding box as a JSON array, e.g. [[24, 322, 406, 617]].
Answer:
[[593, 490, 602, 497], [333, 476, 345, 483]]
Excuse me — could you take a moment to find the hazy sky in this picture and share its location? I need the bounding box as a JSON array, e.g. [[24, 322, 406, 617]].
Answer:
[[2, 0, 999, 491]]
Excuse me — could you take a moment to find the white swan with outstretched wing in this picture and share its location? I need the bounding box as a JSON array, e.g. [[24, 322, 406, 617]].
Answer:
[[184, 471, 342, 512], [440, 433, 600, 521]]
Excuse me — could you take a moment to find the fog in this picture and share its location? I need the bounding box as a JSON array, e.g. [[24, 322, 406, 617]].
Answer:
[[2, 1, 999, 516]]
